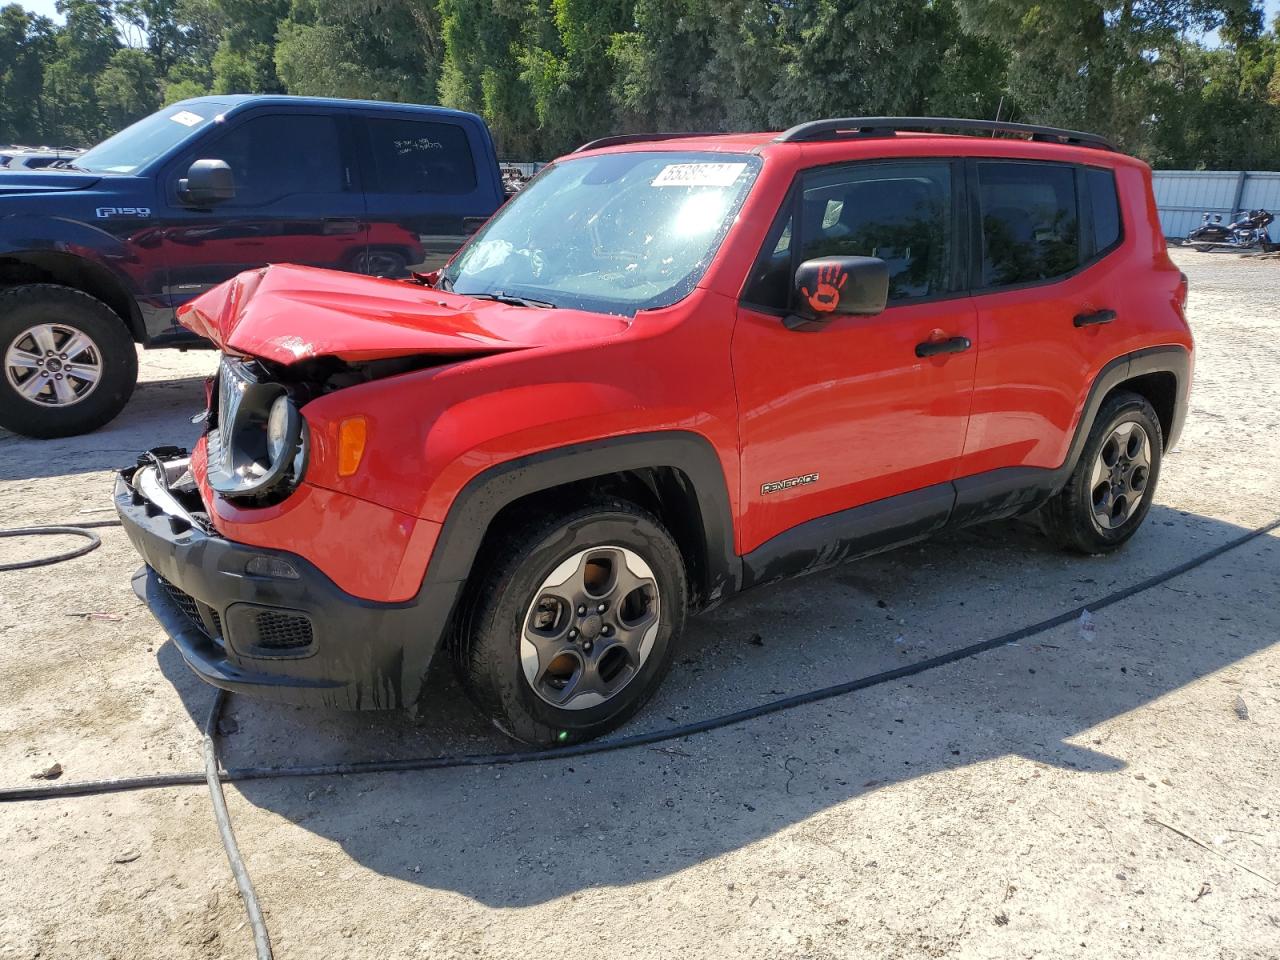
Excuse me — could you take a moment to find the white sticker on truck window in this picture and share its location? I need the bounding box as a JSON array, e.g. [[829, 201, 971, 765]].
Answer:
[[651, 163, 747, 188], [170, 110, 204, 127]]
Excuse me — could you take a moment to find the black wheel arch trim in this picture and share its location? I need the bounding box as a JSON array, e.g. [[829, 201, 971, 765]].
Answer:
[[418, 429, 741, 613]]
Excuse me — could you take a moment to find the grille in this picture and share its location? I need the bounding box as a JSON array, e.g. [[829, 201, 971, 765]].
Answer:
[[253, 611, 314, 650], [159, 575, 203, 629], [156, 573, 223, 647]]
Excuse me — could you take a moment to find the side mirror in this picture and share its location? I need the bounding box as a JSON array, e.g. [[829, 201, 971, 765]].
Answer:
[[178, 159, 235, 206], [784, 256, 889, 332]]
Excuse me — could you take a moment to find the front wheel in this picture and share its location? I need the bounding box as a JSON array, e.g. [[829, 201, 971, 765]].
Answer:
[[1041, 391, 1163, 554], [453, 499, 688, 746], [0, 284, 138, 438]]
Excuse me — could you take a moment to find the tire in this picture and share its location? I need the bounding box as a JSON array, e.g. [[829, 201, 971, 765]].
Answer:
[[0, 284, 138, 438], [1041, 391, 1163, 554], [453, 498, 688, 746], [1192, 242, 1214, 252]]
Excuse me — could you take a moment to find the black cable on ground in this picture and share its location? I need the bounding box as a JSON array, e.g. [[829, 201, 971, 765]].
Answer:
[[203, 690, 273, 960], [4, 511, 1277, 805], [0, 520, 121, 572]]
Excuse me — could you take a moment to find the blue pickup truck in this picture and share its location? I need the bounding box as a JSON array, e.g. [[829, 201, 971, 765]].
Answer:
[[0, 95, 506, 438]]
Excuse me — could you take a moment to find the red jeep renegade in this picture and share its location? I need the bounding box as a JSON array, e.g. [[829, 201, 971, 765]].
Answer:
[[116, 117, 1193, 745]]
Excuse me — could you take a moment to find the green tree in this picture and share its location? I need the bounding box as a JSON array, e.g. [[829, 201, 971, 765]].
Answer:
[[275, 0, 441, 102], [95, 45, 160, 131], [0, 4, 56, 143]]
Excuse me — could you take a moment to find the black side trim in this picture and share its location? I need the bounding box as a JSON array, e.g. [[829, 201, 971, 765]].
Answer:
[[742, 483, 954, 588]]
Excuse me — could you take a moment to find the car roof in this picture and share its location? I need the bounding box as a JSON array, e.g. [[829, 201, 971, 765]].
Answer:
[[172, 94, 483, 124], [567, 123, 1139, 170]]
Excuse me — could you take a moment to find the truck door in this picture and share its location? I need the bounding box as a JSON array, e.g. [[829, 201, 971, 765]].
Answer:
[[155, 110, 366, 334], [354, 113, 503, 277]]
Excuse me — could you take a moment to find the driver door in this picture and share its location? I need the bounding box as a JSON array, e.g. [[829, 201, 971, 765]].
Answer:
[[732, 159, 977, 566]]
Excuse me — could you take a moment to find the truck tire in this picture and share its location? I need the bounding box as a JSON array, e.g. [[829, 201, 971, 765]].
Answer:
[[1041, 391, 1163, 554], [0, 284, 138, 438], [453, 498, 688, 746]]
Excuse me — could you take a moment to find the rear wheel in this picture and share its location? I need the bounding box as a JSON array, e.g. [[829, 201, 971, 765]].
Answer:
[[1042, 391, 1163, 554], [0, 284, 137, 438], [453, 499, 687, 746]]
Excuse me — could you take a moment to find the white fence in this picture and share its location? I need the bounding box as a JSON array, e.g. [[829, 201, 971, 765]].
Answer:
[[1152, 170, 1280, 240]]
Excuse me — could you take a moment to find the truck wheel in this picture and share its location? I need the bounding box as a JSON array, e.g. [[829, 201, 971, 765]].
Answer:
[[1041, 391, 1163, 554], [0, 284, 138, 438], [454, 499, 688, 746]]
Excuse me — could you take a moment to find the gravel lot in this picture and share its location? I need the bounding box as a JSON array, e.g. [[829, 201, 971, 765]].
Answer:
[[1, 247, 1278, 960]]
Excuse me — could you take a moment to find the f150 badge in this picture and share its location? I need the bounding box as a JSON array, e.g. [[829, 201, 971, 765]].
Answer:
[[761, 472, 819, 495], [96, 206, 152, 218]]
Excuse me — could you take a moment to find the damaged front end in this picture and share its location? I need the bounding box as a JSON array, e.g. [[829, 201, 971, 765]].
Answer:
[[115, 445, 447, 711]]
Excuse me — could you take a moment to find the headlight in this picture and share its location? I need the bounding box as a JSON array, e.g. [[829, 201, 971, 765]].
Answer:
[[267, 395, 291, 463], [207, 358, 307, 500]]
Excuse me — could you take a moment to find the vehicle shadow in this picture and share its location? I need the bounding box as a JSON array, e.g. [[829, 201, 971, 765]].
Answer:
[[157, 504, 1277, 907], [0, 373, 209, 481]]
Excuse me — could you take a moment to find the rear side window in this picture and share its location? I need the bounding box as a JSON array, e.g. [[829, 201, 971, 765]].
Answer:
[[196, 115, 344, 207], [1085, 167, 1121, 254], [365, 118, 477, 195], [977, 161, 1079, 287], [743, 160, 954, 309]]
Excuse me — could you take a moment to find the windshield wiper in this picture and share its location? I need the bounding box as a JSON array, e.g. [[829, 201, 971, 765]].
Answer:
[[466, 291, 557, 309]]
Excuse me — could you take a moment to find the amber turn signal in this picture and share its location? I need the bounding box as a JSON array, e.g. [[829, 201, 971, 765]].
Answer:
[[337, 416, 368, 477]]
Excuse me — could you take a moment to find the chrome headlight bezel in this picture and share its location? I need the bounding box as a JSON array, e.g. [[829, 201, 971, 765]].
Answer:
[[207, 357, 308, 500]]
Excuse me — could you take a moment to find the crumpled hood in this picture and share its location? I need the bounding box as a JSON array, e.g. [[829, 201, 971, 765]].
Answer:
[[0, 170, 101, 194], [178, 263, 629, 365]]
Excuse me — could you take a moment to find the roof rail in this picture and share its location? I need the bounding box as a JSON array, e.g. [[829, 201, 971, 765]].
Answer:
[[774, 117, 1116, 151], [573, 132, 714, 153]]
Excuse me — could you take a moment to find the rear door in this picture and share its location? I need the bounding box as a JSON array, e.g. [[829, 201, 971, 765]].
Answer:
[[157, 109, 366, 328], [957, 160, 1127, 484], [354, 112, 504, 277], [732, 159, 977, 559]]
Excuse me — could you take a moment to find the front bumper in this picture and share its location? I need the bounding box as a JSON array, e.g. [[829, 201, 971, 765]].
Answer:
[[115, 452, 448, 710]]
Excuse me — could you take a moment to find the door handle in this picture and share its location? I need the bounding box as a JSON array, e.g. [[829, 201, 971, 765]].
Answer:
[[323, 218, 361, 236], [1073, 308, 1116, 328], [915, 336, 972, 358]]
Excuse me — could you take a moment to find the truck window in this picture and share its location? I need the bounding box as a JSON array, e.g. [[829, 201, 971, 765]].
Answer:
[[191, 115, 344, 207], [977, 161, 1079, 287], [364, 118, 478, 195]]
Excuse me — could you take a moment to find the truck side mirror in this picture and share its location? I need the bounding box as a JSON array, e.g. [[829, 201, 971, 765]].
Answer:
[[784, 256, 889, 332], [178, 159, 235, 206]]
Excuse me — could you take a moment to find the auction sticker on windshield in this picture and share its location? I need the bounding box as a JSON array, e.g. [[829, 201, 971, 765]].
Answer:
[[170, 110, 204, 127], [651, 163, 747, 187]]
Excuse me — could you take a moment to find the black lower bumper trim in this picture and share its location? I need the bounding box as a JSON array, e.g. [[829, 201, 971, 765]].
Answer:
[[115, 461, 450, 711]]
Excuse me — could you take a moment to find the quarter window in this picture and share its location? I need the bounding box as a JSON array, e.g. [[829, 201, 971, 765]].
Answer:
[[977, 161, 1079, 287], [1085, 167, 1121, 254], [364, 118, 477, 195]]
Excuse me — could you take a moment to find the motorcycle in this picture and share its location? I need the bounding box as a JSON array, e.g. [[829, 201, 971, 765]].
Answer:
[[1186, 208, 1275, 252]]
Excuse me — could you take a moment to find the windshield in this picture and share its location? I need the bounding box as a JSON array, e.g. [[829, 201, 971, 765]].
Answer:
[[441, 151, 761, 315], [78, 103, 227, 174]]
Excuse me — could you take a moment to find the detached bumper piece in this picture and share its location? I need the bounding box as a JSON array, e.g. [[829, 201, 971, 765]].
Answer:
[[115, 449, 441, 710]]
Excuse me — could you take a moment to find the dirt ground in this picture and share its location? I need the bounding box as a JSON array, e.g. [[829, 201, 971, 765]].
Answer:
[[1, 246, 1278, 960]]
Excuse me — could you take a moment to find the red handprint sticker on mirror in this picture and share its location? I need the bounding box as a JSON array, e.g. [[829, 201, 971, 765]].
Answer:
[[801, 264, 847, 313]]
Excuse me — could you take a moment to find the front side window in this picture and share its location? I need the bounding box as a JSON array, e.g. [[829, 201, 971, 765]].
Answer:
[[365, 118, 478, 195], [188, 115, 344, 208], [743, 160, 954, 310], [978, 161, 1079, 287], [441, 151, 761, 316]]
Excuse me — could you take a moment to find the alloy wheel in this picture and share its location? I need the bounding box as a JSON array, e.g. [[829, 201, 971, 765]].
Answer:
[[1089, 420, 1152, 530], [4, 323, 103, 407], [520, 545, 662, 710]]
